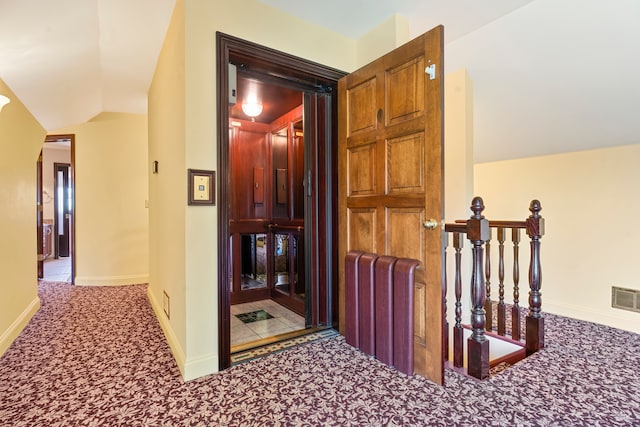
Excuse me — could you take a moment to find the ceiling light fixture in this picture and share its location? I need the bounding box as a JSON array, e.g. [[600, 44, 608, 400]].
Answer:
[[241, 100, 263, 121], [0, 95, 10, 111]]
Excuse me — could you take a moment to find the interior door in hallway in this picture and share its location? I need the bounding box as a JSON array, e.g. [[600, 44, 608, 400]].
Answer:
[[338, 26, 445, 384], [54, 163, 72, 258]]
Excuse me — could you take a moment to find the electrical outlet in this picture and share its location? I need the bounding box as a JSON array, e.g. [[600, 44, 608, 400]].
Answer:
[[162, 291, 170, 319]]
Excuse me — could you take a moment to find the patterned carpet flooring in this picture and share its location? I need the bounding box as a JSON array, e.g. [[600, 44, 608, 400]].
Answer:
[[1, 281, 639, 426]]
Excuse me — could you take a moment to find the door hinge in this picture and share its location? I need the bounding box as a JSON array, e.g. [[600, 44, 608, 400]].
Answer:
[[425, 64, 436, 80]]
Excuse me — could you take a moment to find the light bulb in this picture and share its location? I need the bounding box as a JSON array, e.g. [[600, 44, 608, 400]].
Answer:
[[241, 100, 263, 118], [0, 95, 10, 112]]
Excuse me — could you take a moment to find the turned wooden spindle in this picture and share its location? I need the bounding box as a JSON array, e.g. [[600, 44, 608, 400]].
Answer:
[[484, 238, 492, 331], [453, 232, 464, 368], [442, 232, 449, 362], [526, 199, 544, 355], [497, 227, 506, 336], [466, 197, 490, 380], [511, 228, 521, 341]]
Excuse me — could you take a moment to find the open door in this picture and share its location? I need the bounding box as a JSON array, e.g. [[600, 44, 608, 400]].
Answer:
[[54, 163, 72, 258], [42, 134, 75, 283], [338, 26, 445, 384]]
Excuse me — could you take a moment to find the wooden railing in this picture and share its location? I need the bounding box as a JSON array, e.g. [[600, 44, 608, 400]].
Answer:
[[443, 197, 545, 379]]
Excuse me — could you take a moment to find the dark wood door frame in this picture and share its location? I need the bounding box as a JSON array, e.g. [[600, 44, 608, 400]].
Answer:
[[216, 32, 346, 369], [43, 134, 76, 284], [37, 152, 44, 279]]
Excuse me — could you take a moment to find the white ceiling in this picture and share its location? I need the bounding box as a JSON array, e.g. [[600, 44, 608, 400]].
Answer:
[[0, 0, 175, 131], [1, 0, 638, 162], [260, 0, 640, 162], [258, 0, 535, 42]]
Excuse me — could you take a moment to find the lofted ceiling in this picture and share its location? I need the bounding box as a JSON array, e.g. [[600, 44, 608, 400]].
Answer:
[[259, 0, 640, 162], [0, 0, 175, 131], [1, 0, 638, 162]]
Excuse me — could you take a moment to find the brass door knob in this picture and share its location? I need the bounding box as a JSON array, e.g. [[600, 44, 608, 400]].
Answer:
[[423, 219, 440, 230]]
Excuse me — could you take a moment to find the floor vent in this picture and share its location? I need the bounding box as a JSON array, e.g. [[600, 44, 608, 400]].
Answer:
[[611, 286, 640, 313]]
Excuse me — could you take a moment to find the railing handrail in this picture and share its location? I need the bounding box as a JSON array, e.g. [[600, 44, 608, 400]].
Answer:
[[444, 223, 467, 233], [454, 219, 527, 229]]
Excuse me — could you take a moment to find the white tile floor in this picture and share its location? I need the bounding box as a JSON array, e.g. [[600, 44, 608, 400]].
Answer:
[[42, 257, 72, 282], [231, 299, 306, 347]]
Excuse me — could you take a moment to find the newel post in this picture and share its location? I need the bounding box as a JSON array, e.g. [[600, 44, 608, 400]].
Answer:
[[466, 197, 491, 379], [526, 199, 545, 355]]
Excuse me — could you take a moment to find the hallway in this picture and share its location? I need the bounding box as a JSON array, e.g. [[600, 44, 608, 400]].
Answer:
[[42, 257, 71, 282]]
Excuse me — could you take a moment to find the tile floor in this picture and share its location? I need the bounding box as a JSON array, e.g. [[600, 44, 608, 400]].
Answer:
[[231, 299, 306, 347], [42, 257, 72, 282]]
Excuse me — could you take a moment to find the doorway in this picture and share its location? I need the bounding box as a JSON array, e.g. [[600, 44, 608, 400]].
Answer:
[[227, 105, 307, 350], [54, 162, 72, 258], [217, 33, 346, 369], [38, 134, 75, 283]]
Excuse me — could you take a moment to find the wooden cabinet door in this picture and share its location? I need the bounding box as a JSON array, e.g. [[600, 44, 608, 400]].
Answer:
[[338, 26, 444, 384]]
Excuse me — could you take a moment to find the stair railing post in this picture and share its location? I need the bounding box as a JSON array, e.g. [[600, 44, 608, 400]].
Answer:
[[525, 200, 544, 355], [466, 197, 491, 380]]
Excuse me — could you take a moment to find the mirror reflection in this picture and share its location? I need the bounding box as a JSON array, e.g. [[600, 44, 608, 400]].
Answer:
[[292, 234, 303, 297], [240, 233, 267, 290], [273, 233, 289, 292]]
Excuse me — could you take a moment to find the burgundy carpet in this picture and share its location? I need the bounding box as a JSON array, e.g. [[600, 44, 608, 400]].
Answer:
[[1, 281, 639, 426]]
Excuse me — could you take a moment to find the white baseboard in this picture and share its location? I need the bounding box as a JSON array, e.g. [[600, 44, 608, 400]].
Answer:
[[544, 301, 640, 334], [146, 287, 219, 381], [0, 296, 41, 356], [147, 287, 186, 376], [183, 352, 219, 382], [75, 274, 149, 286]]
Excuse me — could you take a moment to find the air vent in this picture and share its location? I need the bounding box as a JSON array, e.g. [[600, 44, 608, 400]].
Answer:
[[611, 286, 640, 313]]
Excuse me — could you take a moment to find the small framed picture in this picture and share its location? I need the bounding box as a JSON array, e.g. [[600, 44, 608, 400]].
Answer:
[[188, 169, 215, 205]]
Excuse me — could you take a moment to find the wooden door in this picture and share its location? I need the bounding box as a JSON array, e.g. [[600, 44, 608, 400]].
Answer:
[[338, 26, 444, 384], [54, 163, 72, 257]]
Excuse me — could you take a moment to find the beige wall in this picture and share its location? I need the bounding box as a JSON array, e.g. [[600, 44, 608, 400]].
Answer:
[[444, 69, 475, 226], [148, 0, 188, 375], [53, 113, 149, 286], [444, 69, 475, 325], [475, 144, 640, 334], [0, 79, 46, 356], [356, 14, 410, 68]]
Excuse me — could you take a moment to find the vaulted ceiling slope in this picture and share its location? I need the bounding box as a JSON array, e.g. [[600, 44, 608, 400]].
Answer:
[[1, 0, 638, 162], [261, 0, 640, 162], [258, 0, 535, 42], [0, 0, 175, 131]]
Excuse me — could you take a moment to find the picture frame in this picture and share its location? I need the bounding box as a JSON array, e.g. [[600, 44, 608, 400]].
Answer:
[[188, 169, 215, 205]]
